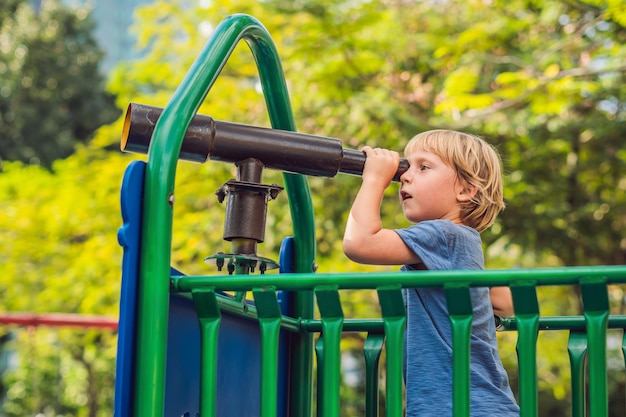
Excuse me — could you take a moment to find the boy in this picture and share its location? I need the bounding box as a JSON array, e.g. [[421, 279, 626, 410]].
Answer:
[[343, 130, 519, 416]]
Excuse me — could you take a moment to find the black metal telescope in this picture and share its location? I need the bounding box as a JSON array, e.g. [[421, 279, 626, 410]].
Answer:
[[121, 103, 408, 181]]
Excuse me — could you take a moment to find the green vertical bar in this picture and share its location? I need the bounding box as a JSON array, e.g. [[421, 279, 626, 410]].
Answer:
[[377, 286, 406, 417], [622, 330, 626, 413], [234, 264, 249, 302], [314, 335, 325, 417], [580, 278, 609, 417], [568, 331, 588, 417], [444, 284, 473, 417], [289, 289, 315, 417], [191, 289, 221, 417], [363, 334, 384, 417], [314, 287, 344, 417], [511, 282, 539, 417], [253, 288, 283, 417]]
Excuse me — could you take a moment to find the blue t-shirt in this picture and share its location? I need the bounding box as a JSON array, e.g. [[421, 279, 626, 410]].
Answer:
[[395, 220, 519, 417]]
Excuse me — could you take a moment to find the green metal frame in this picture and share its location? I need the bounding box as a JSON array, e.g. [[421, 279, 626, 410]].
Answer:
[[132, 13, 626, 417], [134, 14, 315, 417]]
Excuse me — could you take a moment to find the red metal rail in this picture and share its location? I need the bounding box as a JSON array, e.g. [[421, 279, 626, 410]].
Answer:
[[0, 312, 118, 330]]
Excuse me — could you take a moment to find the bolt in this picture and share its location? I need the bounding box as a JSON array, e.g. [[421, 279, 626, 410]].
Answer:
[[269, 185, 281, 200], [215, 255, 224, 272], [215, 186, 226, 203]]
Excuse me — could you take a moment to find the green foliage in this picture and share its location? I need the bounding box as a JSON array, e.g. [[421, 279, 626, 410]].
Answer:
[[428, 0, 626, 268], [0, 148, 128, 315], [2, 329, 116, 417], [0, 0, 120, 168], [0, 146, 130, 415]]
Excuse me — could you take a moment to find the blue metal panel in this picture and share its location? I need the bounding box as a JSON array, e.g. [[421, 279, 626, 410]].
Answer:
[[115, 161, 145, 417], [115, 161, 291, 416]]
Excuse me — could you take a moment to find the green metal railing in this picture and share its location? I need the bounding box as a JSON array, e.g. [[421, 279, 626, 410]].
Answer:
[[131, 13, 626, 417], [169, 270, 626, 417], [169, 269, 626, 417]]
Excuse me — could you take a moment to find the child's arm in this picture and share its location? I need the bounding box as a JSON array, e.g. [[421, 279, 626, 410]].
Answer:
[[343, 146, 421, 266], [490, 286, 515, 317]]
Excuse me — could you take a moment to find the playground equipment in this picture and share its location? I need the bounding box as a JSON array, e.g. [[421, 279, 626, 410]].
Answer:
[[114, 13, 626, 417]]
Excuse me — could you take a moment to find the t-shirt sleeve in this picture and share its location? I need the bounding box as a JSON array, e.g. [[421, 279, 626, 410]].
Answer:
[[394, 221, 485, 271], [394, 222, 453, 270]]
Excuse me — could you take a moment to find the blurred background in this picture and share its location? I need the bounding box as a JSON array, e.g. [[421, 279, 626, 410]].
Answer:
[[0, 0, 625, 415]]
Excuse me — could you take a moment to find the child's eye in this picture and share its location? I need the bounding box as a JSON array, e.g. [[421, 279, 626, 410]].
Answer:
[[419, 164, 430, 171]]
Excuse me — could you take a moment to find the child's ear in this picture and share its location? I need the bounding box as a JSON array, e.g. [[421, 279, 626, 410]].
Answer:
[[457, 183, 478, 202]]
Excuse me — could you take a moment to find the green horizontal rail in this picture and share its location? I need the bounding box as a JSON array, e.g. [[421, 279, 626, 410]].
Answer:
[[187, 291, 626, 340], [171, 265, 626, 293], [499, 315, 626, 331], [205, 289, 626, 333]]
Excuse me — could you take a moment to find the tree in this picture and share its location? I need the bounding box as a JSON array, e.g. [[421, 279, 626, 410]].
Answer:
[[0, 0, 120, 168]]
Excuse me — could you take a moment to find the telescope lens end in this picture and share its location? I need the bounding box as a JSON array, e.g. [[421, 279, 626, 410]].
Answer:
[[120, 103, 133, 152]]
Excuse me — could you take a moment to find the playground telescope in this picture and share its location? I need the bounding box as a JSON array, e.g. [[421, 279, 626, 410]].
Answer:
[[120, 102, 411, 274], [121, 103, 409, 182]]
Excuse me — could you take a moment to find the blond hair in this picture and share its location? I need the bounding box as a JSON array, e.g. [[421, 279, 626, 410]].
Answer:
[[404, 130, 505, 232]]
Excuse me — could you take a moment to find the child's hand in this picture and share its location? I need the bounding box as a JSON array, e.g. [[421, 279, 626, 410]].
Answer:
[[361, 146, 400, 187]]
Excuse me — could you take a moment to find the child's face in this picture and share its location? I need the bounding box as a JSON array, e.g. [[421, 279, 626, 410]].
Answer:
[[399, 149, 465, 224]]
